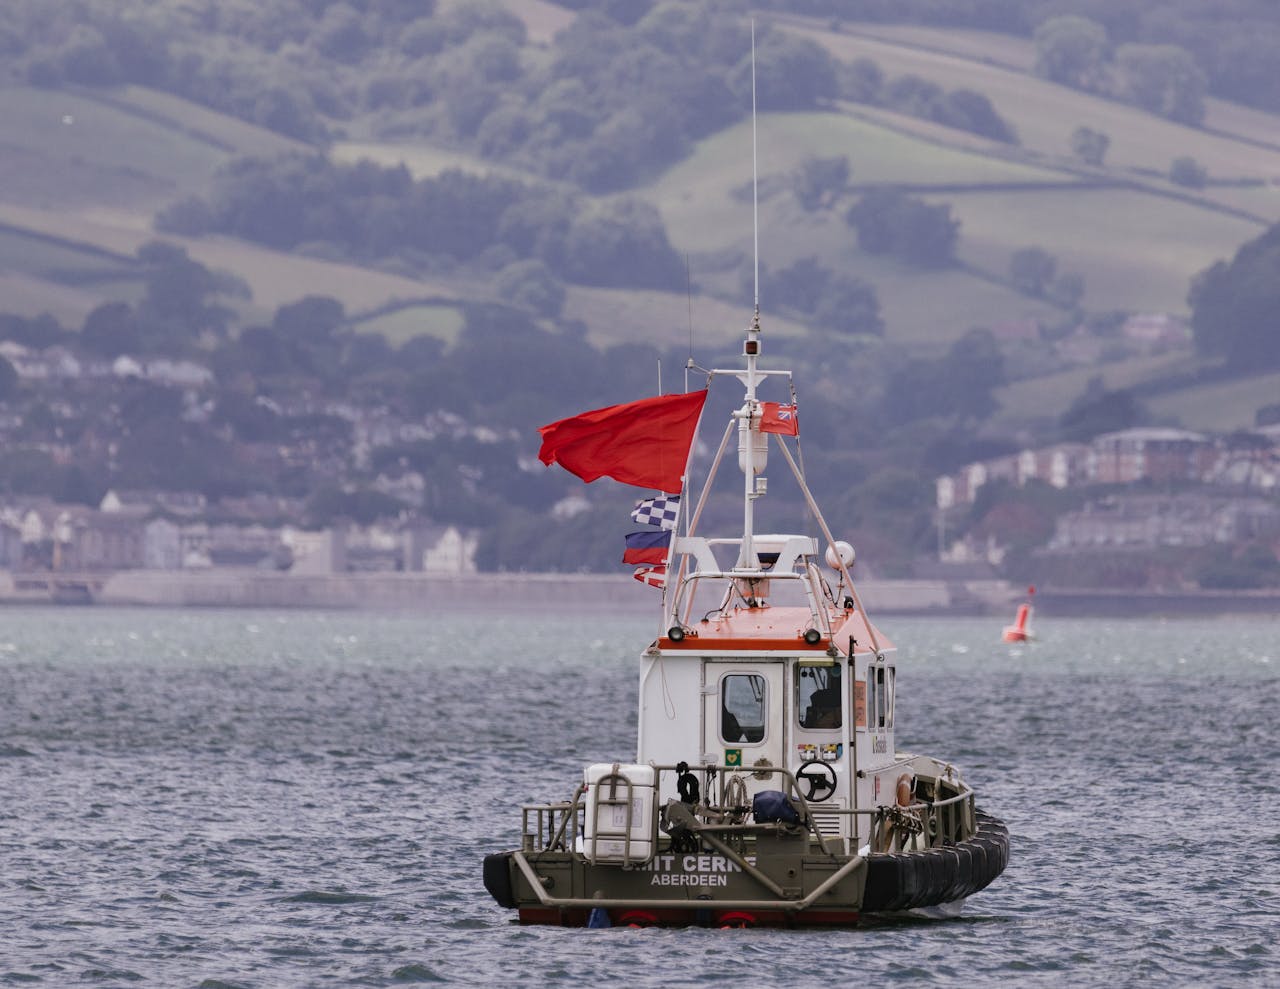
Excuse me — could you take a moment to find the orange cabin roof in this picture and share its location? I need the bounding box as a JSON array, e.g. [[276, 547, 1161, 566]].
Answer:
[[659, 605, 894, 654]]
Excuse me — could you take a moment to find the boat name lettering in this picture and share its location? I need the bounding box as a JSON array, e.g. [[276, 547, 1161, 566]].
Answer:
[[643, 854, 743, 874], [872, 736, 888, 754], [650, 872, 729, 887]]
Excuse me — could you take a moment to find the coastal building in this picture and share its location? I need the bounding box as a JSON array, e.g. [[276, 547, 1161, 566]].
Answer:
[[1047, 494, 1280, 550], [101, 489, 208, 517], [936, 443, 1088, 508], [404, 524, 478, 573], [282, 527, 346, 574], [1088, 428, 1214, 485]]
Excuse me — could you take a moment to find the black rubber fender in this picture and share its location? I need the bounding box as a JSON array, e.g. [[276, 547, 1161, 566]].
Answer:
[[483, 851, 517, 909], [971, 837, 1005, 893], [953, 844, 976, 900], [897, 852, 923, 911], [865, 849, 916, 910], [906, 851, 938, 910], [963, 841, 988, 898], [862, 811, 1010, 914], [897, 851, 928, 911], [934, 846, 963, 903], [859, 855, 887, 912], [861, 853, 905, 912], [969, 837, 998, 891], [921, 849, 952, 908]]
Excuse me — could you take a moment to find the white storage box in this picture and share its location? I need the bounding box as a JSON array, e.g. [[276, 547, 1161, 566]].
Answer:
[[582, 763, 657, 864]]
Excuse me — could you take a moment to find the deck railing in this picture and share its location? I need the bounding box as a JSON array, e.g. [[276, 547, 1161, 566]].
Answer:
[[517, 762, 976, 858]]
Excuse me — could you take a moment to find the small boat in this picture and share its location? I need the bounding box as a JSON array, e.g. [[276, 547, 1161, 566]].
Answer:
[[482, 315, 1010, 927], [1002, 587, 1035, 643]]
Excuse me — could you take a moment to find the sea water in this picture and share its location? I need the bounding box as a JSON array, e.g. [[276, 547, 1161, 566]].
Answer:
[[1, 606, 1276, 987]]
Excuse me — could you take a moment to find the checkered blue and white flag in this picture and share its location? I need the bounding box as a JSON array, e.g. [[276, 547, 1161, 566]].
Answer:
[[630, 494, 680, 530]]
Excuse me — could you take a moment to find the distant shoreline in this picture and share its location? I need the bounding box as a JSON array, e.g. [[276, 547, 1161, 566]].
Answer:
[[1030, 587, 1280, 618], [0, 570, 1275, 617], [1, 569, 1011, 614]]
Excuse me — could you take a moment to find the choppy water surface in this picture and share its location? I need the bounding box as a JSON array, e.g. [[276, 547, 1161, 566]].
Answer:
[[1, 606, 1276, 987]]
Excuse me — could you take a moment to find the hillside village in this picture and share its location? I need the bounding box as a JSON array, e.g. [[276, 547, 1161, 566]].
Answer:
[[0, 336, 482, 579], [938, 425, 1280, 578], [1, 314, 1276, 595]]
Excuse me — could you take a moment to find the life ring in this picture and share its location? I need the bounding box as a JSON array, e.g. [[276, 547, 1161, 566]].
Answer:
[[878, 774, 917, 852]]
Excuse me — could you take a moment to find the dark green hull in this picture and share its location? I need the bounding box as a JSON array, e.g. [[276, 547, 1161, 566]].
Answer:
[[484, 811, 1008, 928]]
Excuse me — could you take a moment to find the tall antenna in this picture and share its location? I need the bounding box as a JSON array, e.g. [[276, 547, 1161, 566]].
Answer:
[[751, 19, 760, 326], [740, 20, 762, 569], [685, 254, 694, 360]]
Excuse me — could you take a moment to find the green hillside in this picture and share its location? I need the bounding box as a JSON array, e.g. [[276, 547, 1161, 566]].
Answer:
[[2, 8, 1279, 429]]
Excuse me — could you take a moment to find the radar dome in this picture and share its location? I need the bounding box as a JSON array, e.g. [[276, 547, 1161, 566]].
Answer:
[[825, 541, 855, 570]]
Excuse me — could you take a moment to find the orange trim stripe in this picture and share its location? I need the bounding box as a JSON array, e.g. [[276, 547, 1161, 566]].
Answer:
[[660, 636, 829, 651]]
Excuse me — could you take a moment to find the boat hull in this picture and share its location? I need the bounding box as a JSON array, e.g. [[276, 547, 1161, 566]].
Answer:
[[484, 811, 1008, 928]]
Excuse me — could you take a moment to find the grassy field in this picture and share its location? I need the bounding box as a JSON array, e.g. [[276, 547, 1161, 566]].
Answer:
[[330, 140, 523, 180], [0, 87, 231, 208], [561, 284, 812, 352], [943, 186, 1263, 312], [0, 271, 110, 325], [350, 303, 467, 346], [820, 19, 1280, 152], [1146, 371, 1280, 432], [991, 351, 1202, 429], [648, 113, 1074, 251], [817, 20, 1038, 72], [1202, 184, 1280, 223], [855, 261, 1061, 343], [105, 85, 308, 160], [640, 103, 1262, 339], [0, 225, 132, 276], [0, 202, 452, 325], [787, 24, 1280, 183]]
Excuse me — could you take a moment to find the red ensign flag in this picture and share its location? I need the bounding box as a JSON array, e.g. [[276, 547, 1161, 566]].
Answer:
[[537, 390, 708, 493], [758, 401, 798, 436]]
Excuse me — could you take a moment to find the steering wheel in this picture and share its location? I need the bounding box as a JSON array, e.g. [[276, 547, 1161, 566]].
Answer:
[[795, 760, 838, 802]]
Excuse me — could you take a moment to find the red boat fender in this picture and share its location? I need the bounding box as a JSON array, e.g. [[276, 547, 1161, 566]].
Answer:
[[617, 910, 658, 927], [895, 774, 913, 807], [716, 911, 756, 928]]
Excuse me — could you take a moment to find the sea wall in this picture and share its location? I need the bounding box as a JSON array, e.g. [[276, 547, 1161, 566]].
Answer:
[[0, 569, 1020, 615]]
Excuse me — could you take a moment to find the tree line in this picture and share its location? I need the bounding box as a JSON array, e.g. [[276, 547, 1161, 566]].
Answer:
[[157, 155, 685, 293]]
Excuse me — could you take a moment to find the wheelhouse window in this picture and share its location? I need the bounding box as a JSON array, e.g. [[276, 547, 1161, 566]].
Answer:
[[797, 662, 842, 729], [721, 674, 766, 743], [866, 664, 895, 730]]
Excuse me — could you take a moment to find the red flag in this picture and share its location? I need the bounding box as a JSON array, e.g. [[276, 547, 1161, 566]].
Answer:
[[759, 401, 798, 436], [538, 391, 707, 493]]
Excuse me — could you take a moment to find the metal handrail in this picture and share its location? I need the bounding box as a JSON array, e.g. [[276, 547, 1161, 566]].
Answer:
[[519, 765, 976, 857]]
